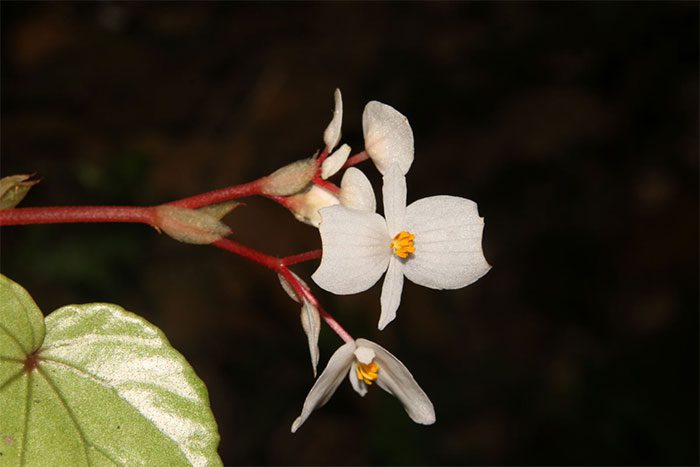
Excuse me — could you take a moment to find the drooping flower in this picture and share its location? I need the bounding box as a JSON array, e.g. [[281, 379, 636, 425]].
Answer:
[[312, 165, 490, 330], [291, 338, 435, 432]]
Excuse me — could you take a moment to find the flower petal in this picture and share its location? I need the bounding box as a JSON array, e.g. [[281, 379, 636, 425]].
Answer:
[[355, 339, 436, 425], [312, 205, 391, 294], [323, 88, 343, 152], [321, 144, 351, 179], [403, 196, 491, 289], [362, 101, 414, 175], [348, 362, 368, 397], [378, 256, 405, 330], [382, 163, 407, 235], [300, 300, 322, 377], [339, 167, 376, 212], [291, 341, 357, 433]]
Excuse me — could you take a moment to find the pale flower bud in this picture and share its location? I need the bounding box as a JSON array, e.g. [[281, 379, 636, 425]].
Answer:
[[154, 205, 232, 244], [321, 144, 351, 180], [260, 158, 318, 196], [323, 89, 343, 152], [286, 185, 340, 227]]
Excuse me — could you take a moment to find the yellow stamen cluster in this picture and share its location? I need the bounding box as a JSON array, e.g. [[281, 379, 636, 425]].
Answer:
[[391, 231, 416, 259], [356, 361, 380, 385]]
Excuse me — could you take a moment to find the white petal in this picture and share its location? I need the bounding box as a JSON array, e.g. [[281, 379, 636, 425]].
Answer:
[[348, 363, 368, 397], [362, 101, 414, 175], [355, 339, 435, 425], [278, 271, 309, 303], [382, 163, 407, 235], [323, 88, 343, 152], [403, 196, 491, 289], [287, 185, 340, 228], [321, 144, 351, 179], [378, 256, 405, 330], [312, 205, 391, 295], [339, 167, 376, 212], [353, 346, 376, 364], [300, 300, 321, 377], [291, 341, 356, 433]]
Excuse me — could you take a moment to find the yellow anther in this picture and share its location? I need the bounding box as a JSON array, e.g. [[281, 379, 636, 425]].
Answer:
[[391, 231, 416, 259], [356, 361, 380, 385]]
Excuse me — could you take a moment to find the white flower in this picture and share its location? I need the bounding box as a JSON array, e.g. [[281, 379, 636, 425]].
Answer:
[[291, 338, 435, 432], [362, 101, 414, 176], [312, 164, 491, 330]]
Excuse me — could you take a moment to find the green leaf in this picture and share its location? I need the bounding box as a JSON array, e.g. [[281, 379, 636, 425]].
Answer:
[[0, 275, 221, 466]]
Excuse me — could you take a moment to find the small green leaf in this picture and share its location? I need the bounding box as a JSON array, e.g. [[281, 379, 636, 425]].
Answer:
[[0, 275, 221, 466]]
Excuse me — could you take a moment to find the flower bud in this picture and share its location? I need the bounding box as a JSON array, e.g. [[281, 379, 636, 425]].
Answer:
[[286, 185, 340, 227], [260, 158, 318, 196], [323, 88, 343, 152], [154, 204, 232, 244], [0, 174, 40, 209], [321, 144, 351, 179]]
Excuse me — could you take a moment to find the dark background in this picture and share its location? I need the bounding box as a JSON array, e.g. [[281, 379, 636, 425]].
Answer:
[[1, 2, 697, 465]]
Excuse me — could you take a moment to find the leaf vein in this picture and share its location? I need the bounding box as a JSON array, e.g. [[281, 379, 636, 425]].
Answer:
[[37, 366, 122, 465], [0, 321, 28, 355]]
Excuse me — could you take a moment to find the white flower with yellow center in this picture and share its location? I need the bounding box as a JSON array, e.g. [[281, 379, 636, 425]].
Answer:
[[312, 164, 491, 330], [291, 338, 435, 432]]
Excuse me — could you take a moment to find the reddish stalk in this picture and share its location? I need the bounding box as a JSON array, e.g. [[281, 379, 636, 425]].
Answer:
[[0, 206, 156, 226], [173, 179, 266, 209], [312, 178, 340, 195], [316, 147, 330, 165], [216, 239, 352, 342], [0, 177, 353, 343], [281, 249, 323, 267], [342, 150, 369, 169], [315, 303, 353, 344], [212, 238, 281, 271], [278, 267, 353, 343]]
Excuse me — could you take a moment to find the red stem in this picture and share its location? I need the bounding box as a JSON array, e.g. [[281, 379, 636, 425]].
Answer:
[[278, 267, 353, 343], [0, 176, 353, 342], [213, 238, 281, 270], [173, 179, 265, 209], [342, 150, 369, 169], [0, 206, 156, 226], [281, 249, 322, 266], [312, 178, 340, 195], [216, 239, 352, 342]]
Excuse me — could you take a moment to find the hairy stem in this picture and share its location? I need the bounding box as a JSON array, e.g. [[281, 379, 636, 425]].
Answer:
[[0, 206, 157, 226], [172, 179, 266, 209]]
